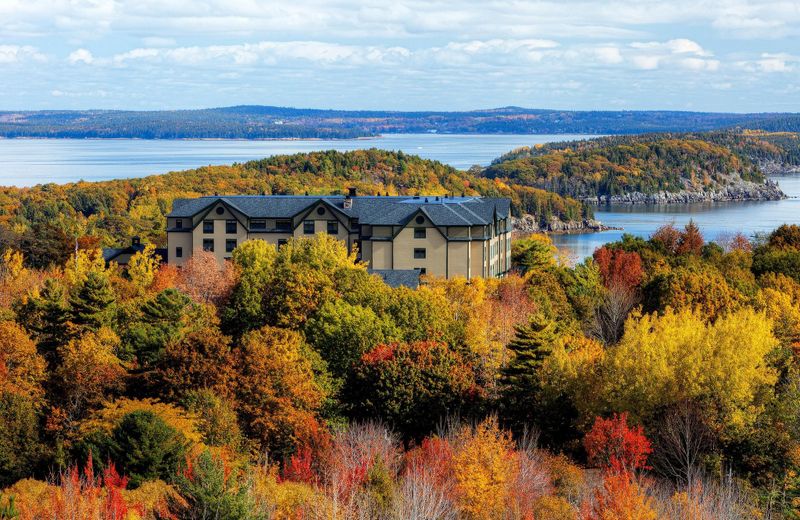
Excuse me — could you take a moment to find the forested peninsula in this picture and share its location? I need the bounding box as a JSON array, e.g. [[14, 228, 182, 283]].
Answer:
[[483, 131, 796, 204]]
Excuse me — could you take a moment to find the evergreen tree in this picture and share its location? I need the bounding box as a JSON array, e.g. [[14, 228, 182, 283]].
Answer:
[[14, 278, 70, 363], [123, 288, 192, 366], [69, 271, 116, 331], [108, 410, 187, 488], [499, 313, 561, 435]]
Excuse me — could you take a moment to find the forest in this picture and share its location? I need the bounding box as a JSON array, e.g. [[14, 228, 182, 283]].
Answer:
[[3, 218, 800, 518], [2, 106, 799, 139], [482, 132, 795, 200], [0, 149, 588, 267]]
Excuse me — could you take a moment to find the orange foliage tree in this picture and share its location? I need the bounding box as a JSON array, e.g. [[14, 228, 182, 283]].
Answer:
[[593, 247, 644, 291], [234, 325, 326, 456], [451, 417, 520, 520]]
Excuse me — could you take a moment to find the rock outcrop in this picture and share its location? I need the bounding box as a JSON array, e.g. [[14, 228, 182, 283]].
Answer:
[[513, 214, 613, 234], [580, 179, 785, 205]]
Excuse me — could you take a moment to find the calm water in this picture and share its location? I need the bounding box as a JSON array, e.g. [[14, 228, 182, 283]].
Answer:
[[0, 134, 798, 260], [550, 175, 800, 261], [0, 134, 592, 186]]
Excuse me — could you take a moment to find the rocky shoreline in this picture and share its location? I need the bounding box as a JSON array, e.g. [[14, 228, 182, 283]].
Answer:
[[512, 214, 618, 234], [579, 179, 785, 205]]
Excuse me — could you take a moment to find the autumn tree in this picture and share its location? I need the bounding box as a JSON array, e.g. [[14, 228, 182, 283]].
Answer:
[[55, 328, 126, 433], [176, 250, 236, 307], [768, 224, 800, 250], [125, 243, 162, 293], [234, 325, 327, 456], [223, 239, 277, 333], [158, 326, 237, 401], [512, 234, 557, 273], [451, 417, 520, 520], [593, 247, 644, 291], [304, 299, 398, 382], [0, 321, 47, 404], [346, 341, 476, 439], [644, 266, 744, 320], [181, 389, 243, 451], [584, 413, 652, 474], [650, 224, 681, 255], [0, 321, 47, 487], [677, 220, 704, 256], [600, 308, 778, 428]]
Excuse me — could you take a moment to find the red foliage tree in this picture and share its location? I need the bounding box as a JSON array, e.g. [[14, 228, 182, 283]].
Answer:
[[281, 446, 317, 484], [651, 224, 681, 255], [593, 247, 644, 291], [583, 413, 652, 475], [677, 221, 704, 256]]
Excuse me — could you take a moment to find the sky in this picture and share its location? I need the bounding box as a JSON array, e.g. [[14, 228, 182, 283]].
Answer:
[[1, 0, 799, 112]]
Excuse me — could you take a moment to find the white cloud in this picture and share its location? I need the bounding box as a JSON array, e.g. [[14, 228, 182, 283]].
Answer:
[[67, 48, 93, 64], [680, 57, 720, 71], [631, 39, 710, 57], [0, 44, 45, 64], [594, 46, 623, 64], [631, 55, 661, 70]]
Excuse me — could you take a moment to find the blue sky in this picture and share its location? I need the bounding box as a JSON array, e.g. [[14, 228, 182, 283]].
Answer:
[[1, 0, 799, 112]]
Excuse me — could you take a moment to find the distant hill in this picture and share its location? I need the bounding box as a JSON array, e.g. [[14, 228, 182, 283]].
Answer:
[[483, 132, 791, 204], [1, 106, 799, 139]]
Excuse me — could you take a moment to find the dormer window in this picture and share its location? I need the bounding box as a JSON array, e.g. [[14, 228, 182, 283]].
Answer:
[[251, 220, 266, 230], [176, 219, 183, 229], [276, 220, 291, 232]]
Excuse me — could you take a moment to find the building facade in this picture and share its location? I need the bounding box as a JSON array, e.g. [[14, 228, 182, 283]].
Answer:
[[166, 191, 512, 279]]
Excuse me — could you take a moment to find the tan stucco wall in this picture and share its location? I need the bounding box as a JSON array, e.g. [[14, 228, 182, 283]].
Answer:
[[471, 240, 487, 278], [167, 232, 193, 267], [191, 203, 249, 263], [372, 241, 393, 269], [292, 204, 350, 243], [391, 215, 447, 276], [447, 241, 470, 278]]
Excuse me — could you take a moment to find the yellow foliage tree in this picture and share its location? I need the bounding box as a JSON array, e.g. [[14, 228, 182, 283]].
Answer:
[[64, 248, 110, 288], [126, 243, 161, 292], [56, 328, 126, 411], [451, 416, 520, 520], [602, 308, 778, 428], [0, 321, 46, 406]]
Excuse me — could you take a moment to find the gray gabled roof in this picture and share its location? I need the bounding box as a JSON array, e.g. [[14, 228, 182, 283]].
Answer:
[[168, 195, 510, 227]]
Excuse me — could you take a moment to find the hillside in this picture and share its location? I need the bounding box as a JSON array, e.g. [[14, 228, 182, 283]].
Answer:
[[484, 133, 788, 204], [2, 106, 800, 139], [0, 149, 590, 267]]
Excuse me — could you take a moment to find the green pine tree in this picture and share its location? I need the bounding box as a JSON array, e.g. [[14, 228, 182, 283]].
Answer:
[[499, 313, 560, 434], [123, 288, 192, 366], [69, 271, 116, 331], [14, 278, 70, 363]]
